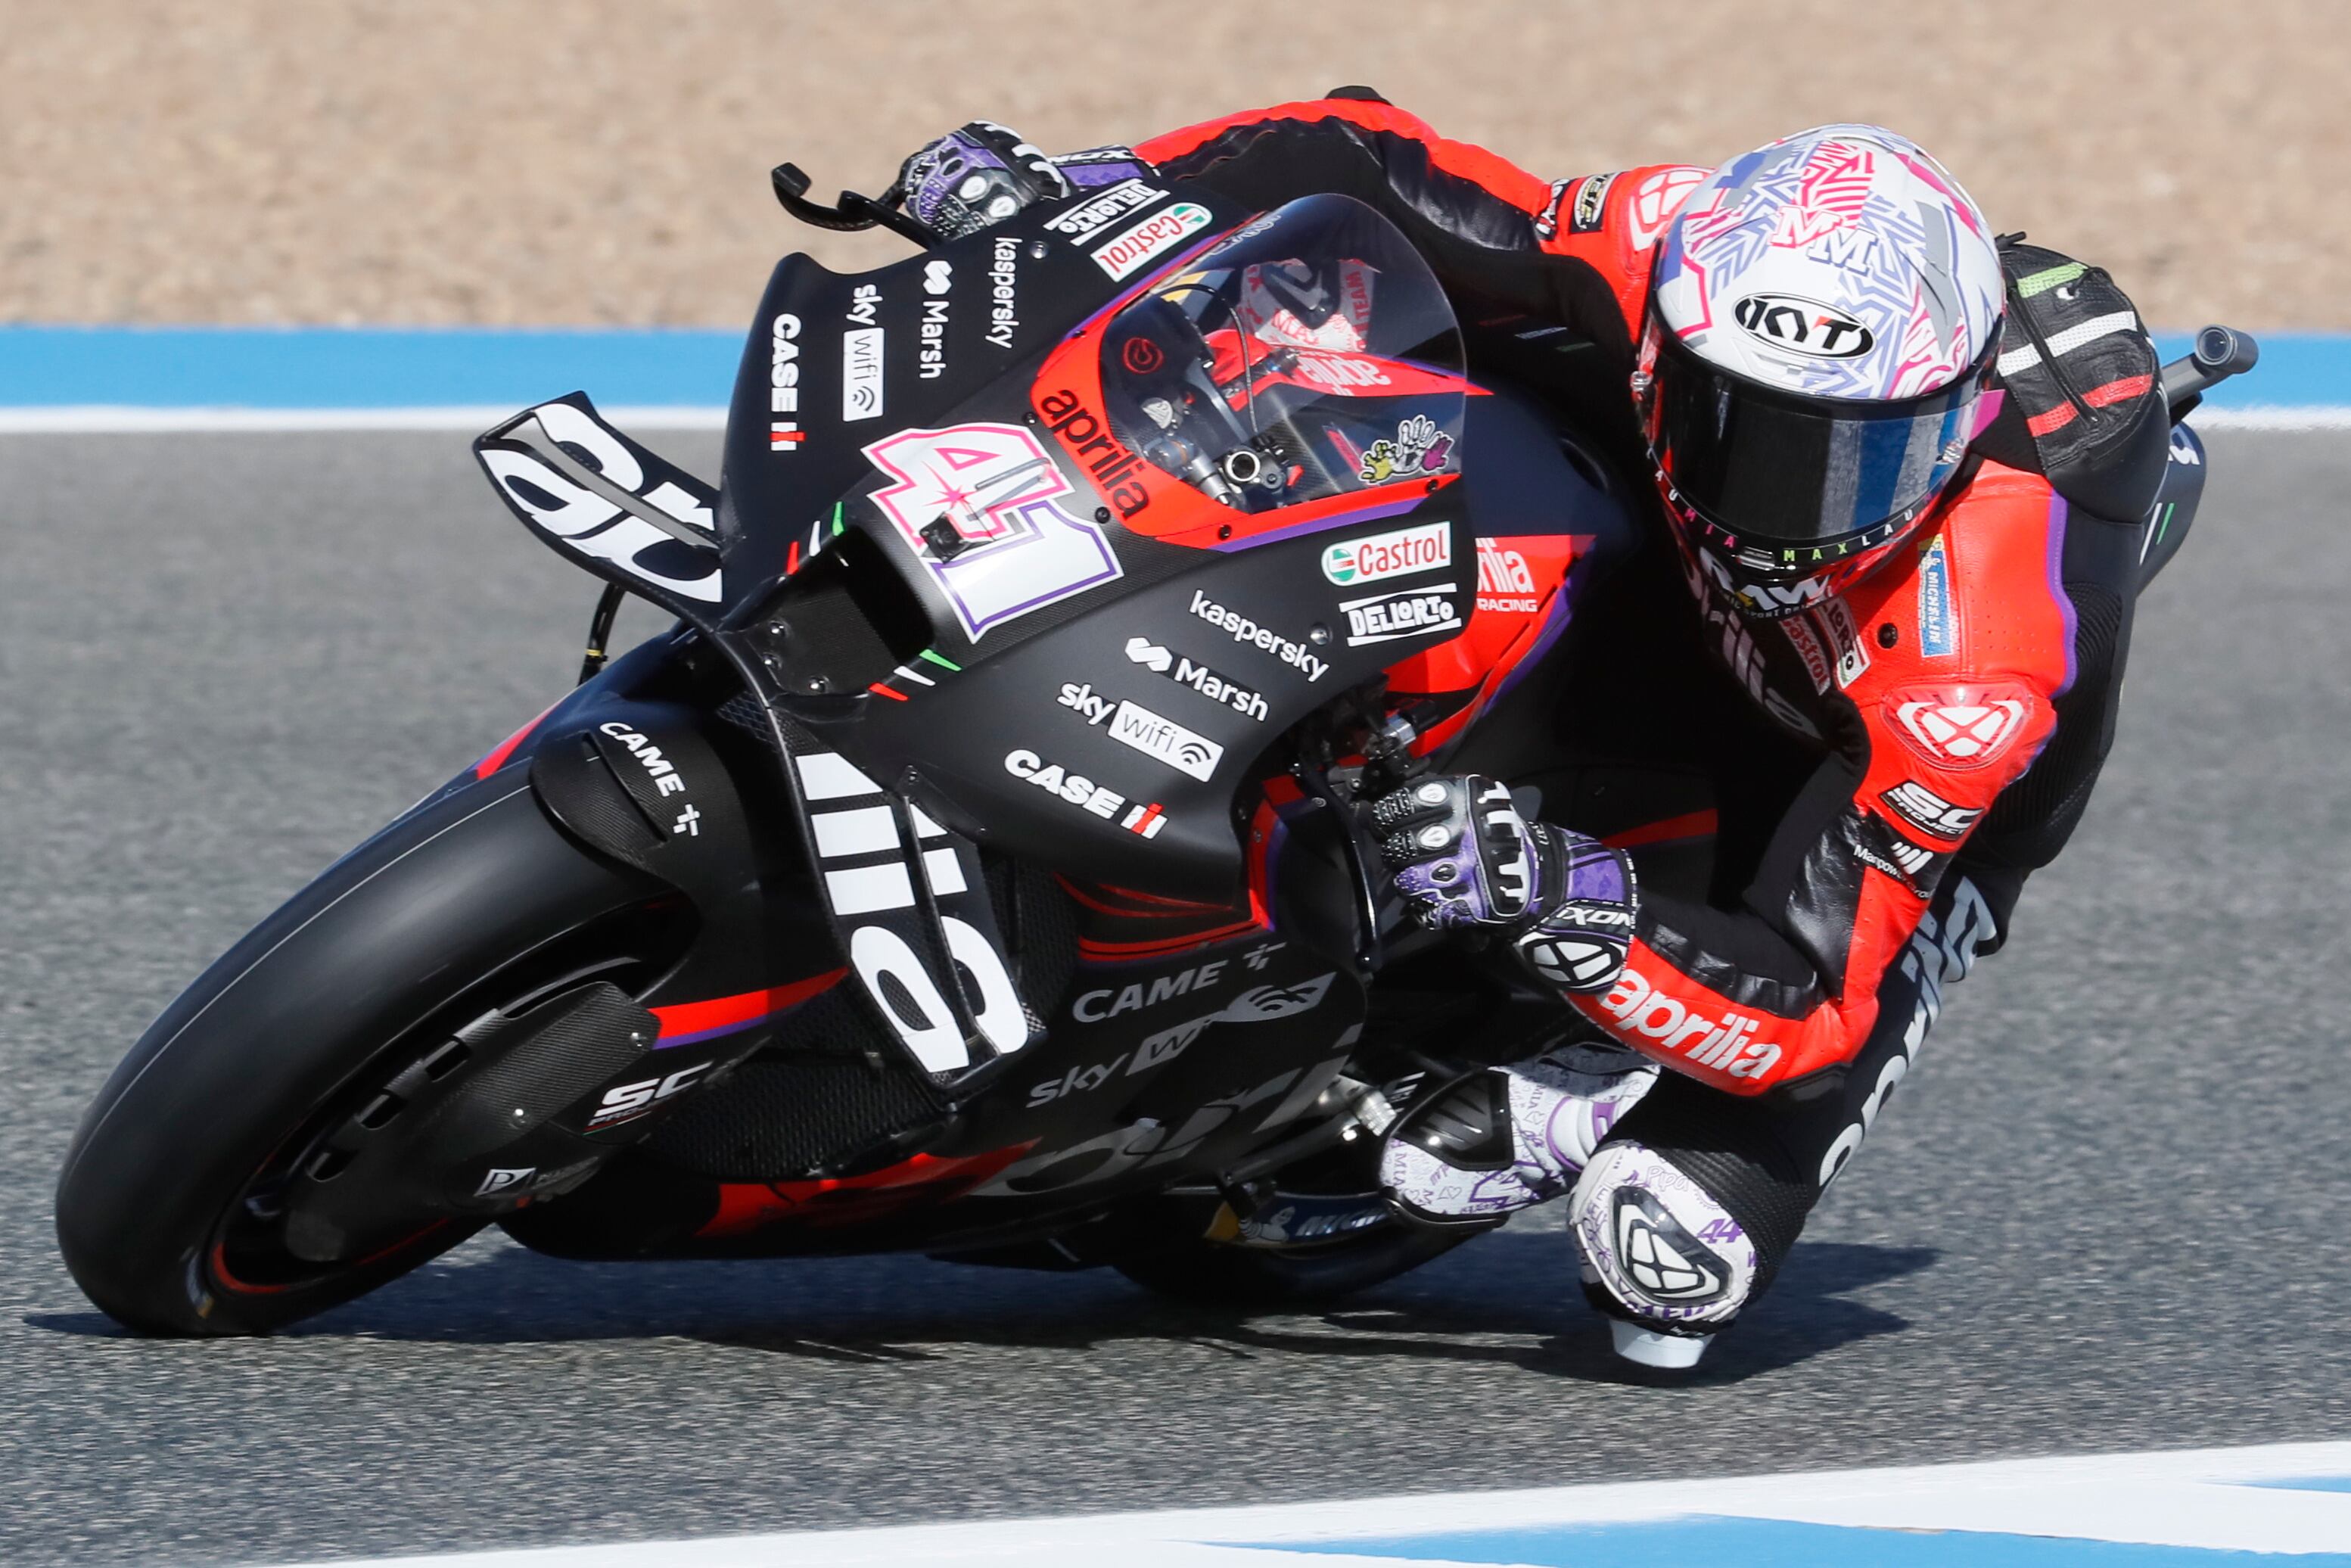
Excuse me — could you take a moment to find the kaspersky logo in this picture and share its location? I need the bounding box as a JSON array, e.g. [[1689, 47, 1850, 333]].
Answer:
[[1597, 967, 1783, 1080]]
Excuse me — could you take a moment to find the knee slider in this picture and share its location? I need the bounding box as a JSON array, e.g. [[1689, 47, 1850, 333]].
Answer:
[[1569, 1078, 1819, 1334]]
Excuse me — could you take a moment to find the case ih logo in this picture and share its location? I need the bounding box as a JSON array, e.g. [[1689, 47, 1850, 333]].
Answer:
[[1092, 202, 1213, 281], [768, 313, 804, 450], [1734, 293, 1875, 359], [1321, 521, 1451, 586]]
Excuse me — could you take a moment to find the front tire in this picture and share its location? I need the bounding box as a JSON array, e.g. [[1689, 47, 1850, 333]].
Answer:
[[54, 776, 673, 1335]]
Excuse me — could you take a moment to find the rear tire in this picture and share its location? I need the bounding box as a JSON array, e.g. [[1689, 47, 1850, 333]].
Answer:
[[54, 776, 673, 1335], [1112, 1136, 1479, 1307]]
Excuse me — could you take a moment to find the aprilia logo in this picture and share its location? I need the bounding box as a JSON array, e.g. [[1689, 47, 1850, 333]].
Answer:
[[1476, 539, 1540, 614], [1598, 967, 1783, 1081]]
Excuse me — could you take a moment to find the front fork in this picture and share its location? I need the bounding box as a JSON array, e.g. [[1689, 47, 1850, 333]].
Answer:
[[1294, 709, 1429, 978]]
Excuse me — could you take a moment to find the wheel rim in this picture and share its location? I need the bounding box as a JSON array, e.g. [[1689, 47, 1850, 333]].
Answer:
[[203, 910, 683, 1302]]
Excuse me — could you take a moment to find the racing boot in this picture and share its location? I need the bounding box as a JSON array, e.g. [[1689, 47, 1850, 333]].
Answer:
[[1379, 1040, 1659, 1228]]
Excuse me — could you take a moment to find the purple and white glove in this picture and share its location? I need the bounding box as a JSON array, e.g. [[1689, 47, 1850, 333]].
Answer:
[[1371, 774, 1638, 994], [897, 124, 1154, 240], [898, 123, 1068, 239]]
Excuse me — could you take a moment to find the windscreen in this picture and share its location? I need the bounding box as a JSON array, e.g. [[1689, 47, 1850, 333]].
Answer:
[[1098, 194, 1467, 514]]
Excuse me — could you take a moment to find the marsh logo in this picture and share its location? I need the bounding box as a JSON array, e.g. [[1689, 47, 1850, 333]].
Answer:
[[919, 260, 952, 381], [1734, 293, 1875, 359]]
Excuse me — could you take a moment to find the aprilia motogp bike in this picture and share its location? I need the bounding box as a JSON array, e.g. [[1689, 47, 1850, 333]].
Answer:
[[55, 168, 2239, 1336]]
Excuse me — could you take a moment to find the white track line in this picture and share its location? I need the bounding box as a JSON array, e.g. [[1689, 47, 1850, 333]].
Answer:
[[2186, 404, 2351, 430], [0, 405, 728, 433], [253, 1440, 2351, 1566], [0, 405, 2343, 434]]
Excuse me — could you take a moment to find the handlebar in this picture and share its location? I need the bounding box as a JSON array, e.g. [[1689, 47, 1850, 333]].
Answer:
[[2160, 323, 2260, 415]]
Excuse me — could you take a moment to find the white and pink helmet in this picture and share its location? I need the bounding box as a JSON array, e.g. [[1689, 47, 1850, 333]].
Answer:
[[1638, 125, 2007, 615]]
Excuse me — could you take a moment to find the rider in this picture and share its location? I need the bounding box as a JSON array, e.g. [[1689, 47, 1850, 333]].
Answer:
[[896, 104, 2170, 1367]]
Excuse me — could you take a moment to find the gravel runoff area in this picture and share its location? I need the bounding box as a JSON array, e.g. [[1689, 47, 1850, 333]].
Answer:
[[0, 427, 2345, 1564], [1, 0, 2344, 332]]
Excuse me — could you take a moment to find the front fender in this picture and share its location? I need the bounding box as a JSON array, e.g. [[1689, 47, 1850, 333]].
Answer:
[[478, 633, 835, 1031]]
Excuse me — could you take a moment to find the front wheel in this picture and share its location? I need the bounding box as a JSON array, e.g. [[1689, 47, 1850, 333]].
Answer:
[[54, 777, 680, 1335]]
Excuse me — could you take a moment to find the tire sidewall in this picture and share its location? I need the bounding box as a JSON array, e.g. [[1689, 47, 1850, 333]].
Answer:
[[54, 777, 661, 1334]]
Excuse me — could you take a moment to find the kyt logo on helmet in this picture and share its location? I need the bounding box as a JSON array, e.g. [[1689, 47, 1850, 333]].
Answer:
[[1637, 125, 2007, 617]]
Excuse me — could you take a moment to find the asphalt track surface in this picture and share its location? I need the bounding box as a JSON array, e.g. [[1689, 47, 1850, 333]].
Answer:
[[3, 429, 2347, 1566]]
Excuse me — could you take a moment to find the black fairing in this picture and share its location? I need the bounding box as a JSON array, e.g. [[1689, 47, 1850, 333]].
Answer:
[[720, 187, 1242, 590], [712, 186, 1497, 895]]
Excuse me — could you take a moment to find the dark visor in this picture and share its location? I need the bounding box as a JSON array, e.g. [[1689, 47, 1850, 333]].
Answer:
[[1643, 314, 1989, 553]]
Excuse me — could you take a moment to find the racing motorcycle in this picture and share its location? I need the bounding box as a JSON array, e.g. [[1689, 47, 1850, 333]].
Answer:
[[54, 163, 2250, 1336]]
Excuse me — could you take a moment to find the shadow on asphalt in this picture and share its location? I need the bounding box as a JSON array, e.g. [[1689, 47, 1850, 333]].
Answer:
[[23, 1231, 1935, 1384]]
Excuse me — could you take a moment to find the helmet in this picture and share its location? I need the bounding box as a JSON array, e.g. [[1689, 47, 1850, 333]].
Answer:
[[1638, 126, 2005, 618]]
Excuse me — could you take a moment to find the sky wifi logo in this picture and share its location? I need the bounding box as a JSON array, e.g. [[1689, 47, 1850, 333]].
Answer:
[[1104, 699, 1223, 782]]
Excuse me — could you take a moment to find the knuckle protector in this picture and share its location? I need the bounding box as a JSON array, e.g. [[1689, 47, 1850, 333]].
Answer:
[[1513, 830, 1637, 994]]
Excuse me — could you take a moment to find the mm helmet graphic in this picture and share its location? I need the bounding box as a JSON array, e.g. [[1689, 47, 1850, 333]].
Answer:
[[1638, 124, 2006, 616]]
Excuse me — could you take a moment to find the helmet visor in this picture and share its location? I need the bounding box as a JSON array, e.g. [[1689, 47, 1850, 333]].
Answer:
[[1641, 313, 1989, 564]]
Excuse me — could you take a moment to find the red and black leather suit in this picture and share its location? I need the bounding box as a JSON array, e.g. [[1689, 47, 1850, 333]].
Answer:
[[1134, 92, 2153, 1296]]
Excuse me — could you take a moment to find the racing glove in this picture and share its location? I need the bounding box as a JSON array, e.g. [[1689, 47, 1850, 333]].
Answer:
[[1371, 774, 1638, 994], [897, 123, 1152, 239]]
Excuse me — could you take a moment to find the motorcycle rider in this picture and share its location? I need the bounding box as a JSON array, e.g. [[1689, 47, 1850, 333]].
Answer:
[[895, 103, 2169, 1368]]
